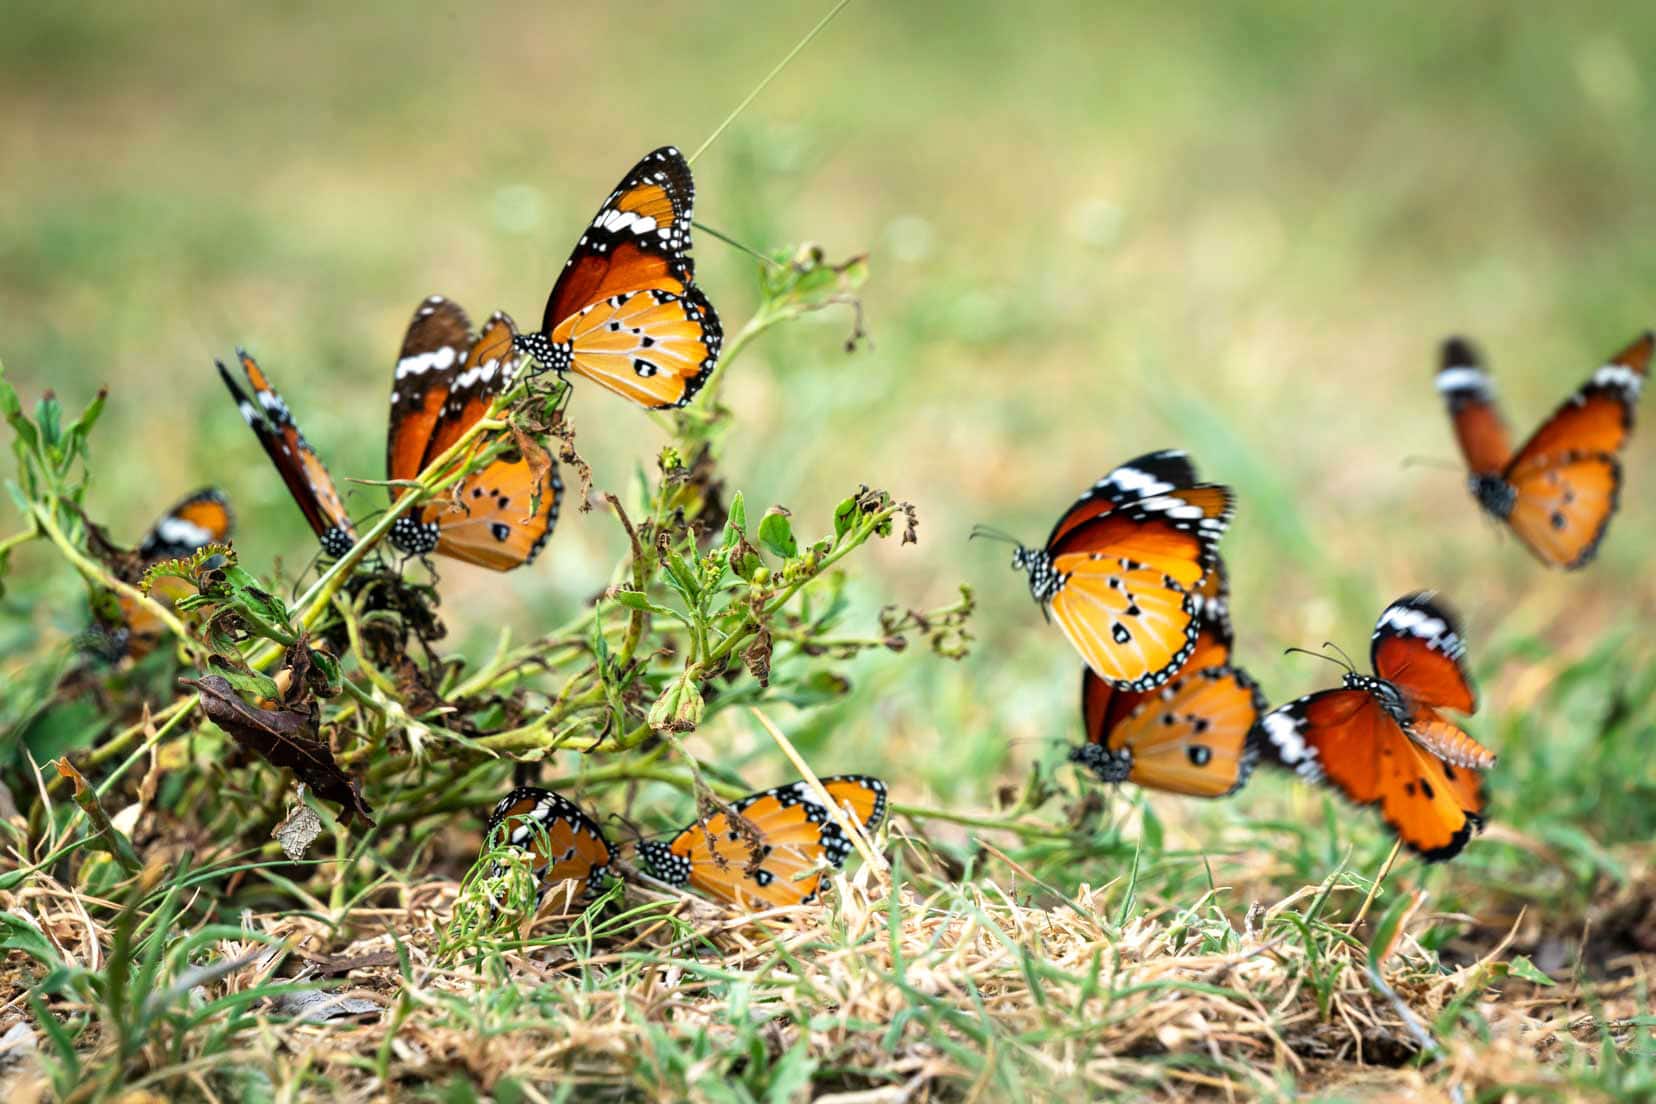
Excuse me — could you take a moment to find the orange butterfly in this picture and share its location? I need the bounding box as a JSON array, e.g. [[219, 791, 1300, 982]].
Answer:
[[1258, 593, 1495, 861], [638, 776, 887, 909], [1073, 558, 1265, 797], [1438, 331, 1651, 568], [217, 350, 357, 558], [514, 146, 722, 409], [106, 488, 234, 659], [994, 450, 1233, 691], [485, 787, 614, 901], [386, 296, 562, 571]]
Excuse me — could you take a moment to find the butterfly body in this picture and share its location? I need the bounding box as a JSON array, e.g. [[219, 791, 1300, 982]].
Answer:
[[638, 776, 886, 910], [485, 787, 613, 901], [1005, 450, 1233, 693], [514, 147, 722, 409], [1258, 593, 1494, 861], [1438, 332, 1650, 568]]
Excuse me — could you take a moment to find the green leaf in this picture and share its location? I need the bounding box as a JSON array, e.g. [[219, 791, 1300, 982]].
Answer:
[[35, 393, 63, 454], [1505, 955, 1555, 987], [758, 508, 797, 558], [725, 490, 747, 543], [0, 365, 39, 456], [662, 549, 702, 603], [610, 588, 683, 620], [0, 912, 60, 967], [832, 496, 858, 540]]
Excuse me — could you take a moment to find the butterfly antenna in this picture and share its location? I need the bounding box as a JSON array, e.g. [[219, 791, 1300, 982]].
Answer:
[[1323, 641, 1360, 672], [1283, 646, 1355, 674], [1400, 455, 1463, 472], [687, 0, 854, 166], [968, 524, 1021, 546]]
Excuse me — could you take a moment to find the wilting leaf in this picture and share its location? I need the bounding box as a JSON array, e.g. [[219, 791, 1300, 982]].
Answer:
[[184, 675, 375, 827], [53, 758, 142, 873], [274, 800, 324, 861]]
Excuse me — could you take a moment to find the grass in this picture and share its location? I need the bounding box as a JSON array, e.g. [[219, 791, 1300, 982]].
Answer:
[[4, 0, 1656, 1099]]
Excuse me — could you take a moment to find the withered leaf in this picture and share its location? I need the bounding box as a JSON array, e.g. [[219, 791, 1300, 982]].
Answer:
[[184, 675, 375, 827]]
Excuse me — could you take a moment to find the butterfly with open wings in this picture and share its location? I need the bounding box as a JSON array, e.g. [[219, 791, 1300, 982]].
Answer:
[[1438, 331, 1651, 569], [1257, 593, 1495, 861], [1072, 557, 1266, 797], [993, 450, 1233, 693], [514, 146, 723, 409], [484, 787, 614, 902], [386, 295, 562, 571], [638, 776, 886, 910], [100, 488, 235, 660]]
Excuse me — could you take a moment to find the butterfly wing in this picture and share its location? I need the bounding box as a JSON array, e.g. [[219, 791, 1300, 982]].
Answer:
[[517, 147, 720, 409], [387, 295, 471, 485], [641, 776, 886, 910], [1076, 664, 1264, 797], [1044, 450, 1202, 546], [1259, 689, 1483, 861], [1502, 454, 1622, 569], [1506, 331, 1651, 470], [1436, 337, 1512, 476], [1042, 480, 1233, 691], [217, 351, 356, 558], [1370, 592, 1476, 714], [137, 487, 234, 561], [1492, 332, 1651, 568], [486, 787, 613, 900]]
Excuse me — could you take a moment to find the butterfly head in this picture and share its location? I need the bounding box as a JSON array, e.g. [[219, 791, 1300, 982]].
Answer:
[[1469, 474, 1516, 520]]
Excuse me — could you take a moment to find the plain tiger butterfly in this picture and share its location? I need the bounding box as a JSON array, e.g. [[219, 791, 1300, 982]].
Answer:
[[1258, 593, 1495, 862], [484, 787, 614, 902], [386, 295, 563, 571], [514, 146, 723, 409], [1072, 557, 1265, 797], [103, 488, 235, 660], [990, 450, 1233, 692], [216, 350, 357, 559], [1437, 331, 1651, 568], [638, 776, 887, 910]]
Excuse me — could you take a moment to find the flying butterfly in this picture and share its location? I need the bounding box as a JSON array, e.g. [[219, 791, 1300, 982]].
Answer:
[[514, 146, 723, 409], [1072, 558, 1265, 797], [484, 787, 613, 902], [1437, 331, 1651, 568], [1257, 593, 1495, 862], [105, 488, 235, 659], [638, 776, 887, 910], [217, 350, 357, 558], [989, 450, 1233, 692], [386, 295, 562, 571]]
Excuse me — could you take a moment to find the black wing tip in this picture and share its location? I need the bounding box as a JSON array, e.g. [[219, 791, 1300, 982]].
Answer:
[[1410, 814, 1480, 863], [1440, 336, 1482, 370], [1384, 590, 1465, 635]]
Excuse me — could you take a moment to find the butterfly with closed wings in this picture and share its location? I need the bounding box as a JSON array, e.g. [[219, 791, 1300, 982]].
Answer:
[[1438, 331, 1651, 569], [484, 787, 614, 902], [217, 350, 357, 559], [1258, 593, 1495, 861], [989, 450, 1233, 692], [514, 146, 723, 409], [1072, 557, 1266, 797], [386, 295, 562, 571], [638, 776, 886, 910]]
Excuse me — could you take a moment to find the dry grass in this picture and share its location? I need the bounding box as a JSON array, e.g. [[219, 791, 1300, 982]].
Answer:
[[4, 833, 1650, 1102]]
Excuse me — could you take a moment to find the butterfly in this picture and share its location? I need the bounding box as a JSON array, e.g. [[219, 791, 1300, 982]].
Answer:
[[1072, 557, 1265, 797], [107, 488, 235, 659], [1257, 593, 1495, 861], [217, 350, 357, 558], [386, 295, 563, 571], [1438, 331, 1651, 569], [513, 146, 723, 409], [484, 787, 614, 901], [638, 776, 887, 910], [995, 450, 1233, 692]]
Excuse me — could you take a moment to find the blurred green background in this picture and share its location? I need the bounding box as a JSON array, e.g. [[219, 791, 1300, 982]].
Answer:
[[4, 2, 1654, 876]]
